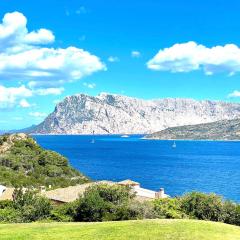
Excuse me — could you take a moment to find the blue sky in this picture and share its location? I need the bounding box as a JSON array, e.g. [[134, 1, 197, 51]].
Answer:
[[1, 0, 240, 129]]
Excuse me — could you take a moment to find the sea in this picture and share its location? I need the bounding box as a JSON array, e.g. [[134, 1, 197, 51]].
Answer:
[[33, 135, 240, 202]]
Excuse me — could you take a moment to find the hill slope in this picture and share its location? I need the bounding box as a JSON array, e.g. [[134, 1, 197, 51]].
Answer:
[[29, 93, 240, 134], [146, 119, 240, 140], [0, 133, 89, 188], [1, 220, 240, 240]]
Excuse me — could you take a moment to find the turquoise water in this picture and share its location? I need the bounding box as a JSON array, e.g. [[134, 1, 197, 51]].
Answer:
[[34, 135, 240, 202]]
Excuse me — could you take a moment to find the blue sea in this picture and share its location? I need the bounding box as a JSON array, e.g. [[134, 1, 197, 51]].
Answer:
[[33, 135, 240, 202]]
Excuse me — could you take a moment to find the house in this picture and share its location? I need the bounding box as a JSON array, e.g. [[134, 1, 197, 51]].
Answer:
[[117, 179, 169, 201], [0, 180, 169, 204], [43, 181, 115, 204], [43, 179, 169, 204]]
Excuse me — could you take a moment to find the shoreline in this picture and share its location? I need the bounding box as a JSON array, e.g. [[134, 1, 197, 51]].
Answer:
[[30, 134, 240, 142]]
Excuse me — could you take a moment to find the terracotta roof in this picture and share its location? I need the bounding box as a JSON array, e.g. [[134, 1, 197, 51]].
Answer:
[[118, 179, 140, 186], [43, 181, 114, 203]]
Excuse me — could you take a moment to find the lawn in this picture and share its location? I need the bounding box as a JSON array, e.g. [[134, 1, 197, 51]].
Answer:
[[1, 219, 240, 240]]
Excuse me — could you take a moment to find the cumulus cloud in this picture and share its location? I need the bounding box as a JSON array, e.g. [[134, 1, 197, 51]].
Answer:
[[0, 85, 32, 108], [131, 51, 141, 58], [0, 85, 65, 109], [0, 12, 106, 85], [147, 41, 240, 75], [228, 90, 240, 98], [83, 82, 96, 89]]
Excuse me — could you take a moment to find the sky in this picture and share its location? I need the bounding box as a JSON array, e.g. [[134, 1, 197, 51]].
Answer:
[[1, 0, 240, 129]]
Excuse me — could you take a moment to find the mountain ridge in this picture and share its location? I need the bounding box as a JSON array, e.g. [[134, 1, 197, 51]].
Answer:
[[27, 93, 240, 134]]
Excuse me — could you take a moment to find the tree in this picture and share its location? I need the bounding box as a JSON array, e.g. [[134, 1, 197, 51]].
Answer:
[[74, 184, 135, 222], [180, 192, 225, 222]]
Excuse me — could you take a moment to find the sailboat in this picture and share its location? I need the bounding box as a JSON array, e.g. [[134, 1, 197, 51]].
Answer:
[[91, 131, 95, 144], [172, 141, 176, 148]]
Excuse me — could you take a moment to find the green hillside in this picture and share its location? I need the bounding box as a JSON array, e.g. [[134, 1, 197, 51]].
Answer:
[[146, 119, 240, 140], [0, 133, 89, 188], [1, 219, 240, 240]]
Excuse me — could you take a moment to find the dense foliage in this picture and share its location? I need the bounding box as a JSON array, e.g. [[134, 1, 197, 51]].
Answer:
[[0, 189, 52, 223], [74, 184, 137, 221], [1, 186, 240, 226], [0, 134, 89, 188]]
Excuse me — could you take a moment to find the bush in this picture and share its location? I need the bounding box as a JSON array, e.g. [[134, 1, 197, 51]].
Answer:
[[0, 200, 13, 209], [13, 188, 52, 222], [153, 198, 186, 219], [129, 200, 157, 219], [180, 192, 225, 222], [0, 208, 21, 223], [50, 202, 76, 222], [74, 184, 135, 222], [223, 201, 240, 226]]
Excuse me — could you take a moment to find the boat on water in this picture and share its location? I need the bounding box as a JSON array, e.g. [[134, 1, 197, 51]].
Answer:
[[91, 131, 95, 143], [121, 135, 129, 138], [172, 141, 176, 148]]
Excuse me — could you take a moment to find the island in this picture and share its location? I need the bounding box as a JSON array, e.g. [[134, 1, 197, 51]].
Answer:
[[145, 119, 240, 140]]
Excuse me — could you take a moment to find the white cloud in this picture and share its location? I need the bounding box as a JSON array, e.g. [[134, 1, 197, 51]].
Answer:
[[131, 51, 141, 58], [29, 112, 47, 118], [83, 82, 96, 89], [34, 87, 64, 96], [228, 90, 240, 98], [0, 12, 106, 85], [19, 99, 31, 108], [147, 41, 240, 75], [24, 29, 55, 45], [108, 56, 119, 62], [0, 84, 65, 109], [0, 85, 32, 108]]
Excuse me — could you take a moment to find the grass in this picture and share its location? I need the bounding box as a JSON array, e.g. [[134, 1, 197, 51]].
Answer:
[[0, 219, 240, 240]]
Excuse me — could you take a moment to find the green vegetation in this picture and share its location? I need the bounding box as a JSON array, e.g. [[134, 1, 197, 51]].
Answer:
[[146, 118, 240, 140], [1, 220, 240, 240], [1, 185, 240, 228], [0, 189, 52, 223], [0, 134, 89, 188]]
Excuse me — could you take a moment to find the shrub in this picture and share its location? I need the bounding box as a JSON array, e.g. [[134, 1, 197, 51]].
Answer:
[[180, 192, 225, 222], [74, 184, 135, 222], [13, 188, 52, 222], [0, 208, 21, 223], [50, 202, 76, 222], [0, 200, 13, 209], [129, 200, 157, 219], [153, 198, 186, 219]]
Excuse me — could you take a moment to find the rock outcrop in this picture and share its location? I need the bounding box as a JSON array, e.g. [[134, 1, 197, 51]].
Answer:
[[30, 93, 240, 134]]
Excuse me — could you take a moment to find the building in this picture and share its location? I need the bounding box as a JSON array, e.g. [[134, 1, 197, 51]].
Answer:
[[118, 179, 169, 201], [43, 181, 115, 204], [0, 180, 169, 204], [43, 179, 169, 204]]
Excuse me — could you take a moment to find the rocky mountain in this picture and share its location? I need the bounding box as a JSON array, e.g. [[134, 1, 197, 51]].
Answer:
[[30, 93, 240, 134], [145, 119, 240, 140]]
